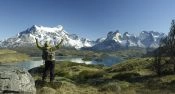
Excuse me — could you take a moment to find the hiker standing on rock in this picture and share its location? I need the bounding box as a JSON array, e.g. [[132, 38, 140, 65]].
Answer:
[[35, 38, 64, 82]]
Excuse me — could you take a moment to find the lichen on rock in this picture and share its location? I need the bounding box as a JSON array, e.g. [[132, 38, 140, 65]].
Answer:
[[0, 65, 36, 94]]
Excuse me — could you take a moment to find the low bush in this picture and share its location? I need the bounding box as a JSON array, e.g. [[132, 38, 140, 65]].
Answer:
[[99, 82, 121, 93], [77, 70, 105, 81], [112, 72, 140, 81]]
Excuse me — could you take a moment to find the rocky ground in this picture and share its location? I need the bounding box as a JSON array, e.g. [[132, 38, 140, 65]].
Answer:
[[0, 65, 36, 94]]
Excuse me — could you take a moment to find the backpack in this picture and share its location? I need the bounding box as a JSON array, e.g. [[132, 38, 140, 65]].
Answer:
[[42, 49, 55, 61]]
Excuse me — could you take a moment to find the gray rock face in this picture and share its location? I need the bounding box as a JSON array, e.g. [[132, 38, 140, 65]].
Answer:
[[0, 65, 36, 94]]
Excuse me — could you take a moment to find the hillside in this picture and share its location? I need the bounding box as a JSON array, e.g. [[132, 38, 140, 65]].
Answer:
[[0, 49, 30, 63], [29, 58, 175, 94]]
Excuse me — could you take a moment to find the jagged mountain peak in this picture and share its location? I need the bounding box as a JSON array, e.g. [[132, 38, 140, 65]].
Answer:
[[123, 32, 129, 35], [0, 25, 167, 50], [123, 32, 136, 39], [106, 30, 122, 42], [0, 25, 94, 49], [138, 31, 166, 48], [89, 31, 166, 50], [30, 25, 64, 32], [18, 25, 65, 38], [107, 30, 120, 36]]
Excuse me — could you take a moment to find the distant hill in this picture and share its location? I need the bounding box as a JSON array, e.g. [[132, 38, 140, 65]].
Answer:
[[0, 49, 30, 63]]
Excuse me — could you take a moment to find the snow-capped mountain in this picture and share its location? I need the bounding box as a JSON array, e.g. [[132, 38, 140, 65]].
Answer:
[[106, 31, 122, 42], [91, 31, 122, 50], [0, 25, 95, 49], [123, 32, 138, 47], [90, 31, 166, 50], [0, 25, 166, 50], [138, 31, 166, 48]]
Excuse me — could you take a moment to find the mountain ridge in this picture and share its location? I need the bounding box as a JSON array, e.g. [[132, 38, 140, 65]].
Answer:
[[0, 25, 166, 50], [89, 30, 166, 50], [0, 25, 95, 49]]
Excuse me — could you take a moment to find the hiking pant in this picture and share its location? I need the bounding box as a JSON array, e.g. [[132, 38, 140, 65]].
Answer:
[[42, 60, 55, 82]]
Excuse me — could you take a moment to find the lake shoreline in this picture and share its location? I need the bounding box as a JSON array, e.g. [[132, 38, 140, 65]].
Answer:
[[14, 56, 123, 70]]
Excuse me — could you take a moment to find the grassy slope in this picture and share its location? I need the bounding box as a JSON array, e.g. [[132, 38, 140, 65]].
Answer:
[[29, 58, 175, 94], [108, 58, 175, 94], [29, 61, 121, 94], [0, 49, 30, 63]]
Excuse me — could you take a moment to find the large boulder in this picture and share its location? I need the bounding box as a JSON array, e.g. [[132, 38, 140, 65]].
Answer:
[[0, 65, 36, 94]]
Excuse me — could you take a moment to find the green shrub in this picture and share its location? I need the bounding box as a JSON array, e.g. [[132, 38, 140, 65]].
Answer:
[[55, 71, 69, 77], [112, 72, 140, 81], [35, 80, 62, 89], [82, 57, 93, 61], [108, 58, 153, 73], [99, 82, 121, 93], [161, 64, 174, 75], [78, 70, 105, 81]]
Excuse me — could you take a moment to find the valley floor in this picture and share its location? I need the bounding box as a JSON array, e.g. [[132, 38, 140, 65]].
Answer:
[[1, 48, 174, 94]]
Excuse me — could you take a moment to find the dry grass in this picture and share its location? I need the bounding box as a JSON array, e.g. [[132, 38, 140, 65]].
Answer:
[[0, 49, 30, 63]]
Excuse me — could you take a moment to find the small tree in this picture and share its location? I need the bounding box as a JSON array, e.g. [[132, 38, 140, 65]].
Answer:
[[154, 48, 162, 75], [154, 20, 175, 75], [166, 20, 175, 73], [153, 38, 166, 75]]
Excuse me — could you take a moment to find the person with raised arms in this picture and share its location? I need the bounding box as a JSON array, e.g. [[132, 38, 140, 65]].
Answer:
[[35, 38, 64, 82]]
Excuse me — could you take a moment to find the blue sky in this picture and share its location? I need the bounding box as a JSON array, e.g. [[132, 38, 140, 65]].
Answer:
[[0, 0, 175, 40]]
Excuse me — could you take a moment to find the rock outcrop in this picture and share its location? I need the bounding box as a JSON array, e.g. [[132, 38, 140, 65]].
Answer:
[[0, 65, 36, 94]]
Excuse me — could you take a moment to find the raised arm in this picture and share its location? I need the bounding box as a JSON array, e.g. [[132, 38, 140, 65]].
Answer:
[[35, 38, 43, 50], [55, 39, 64, 50]]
